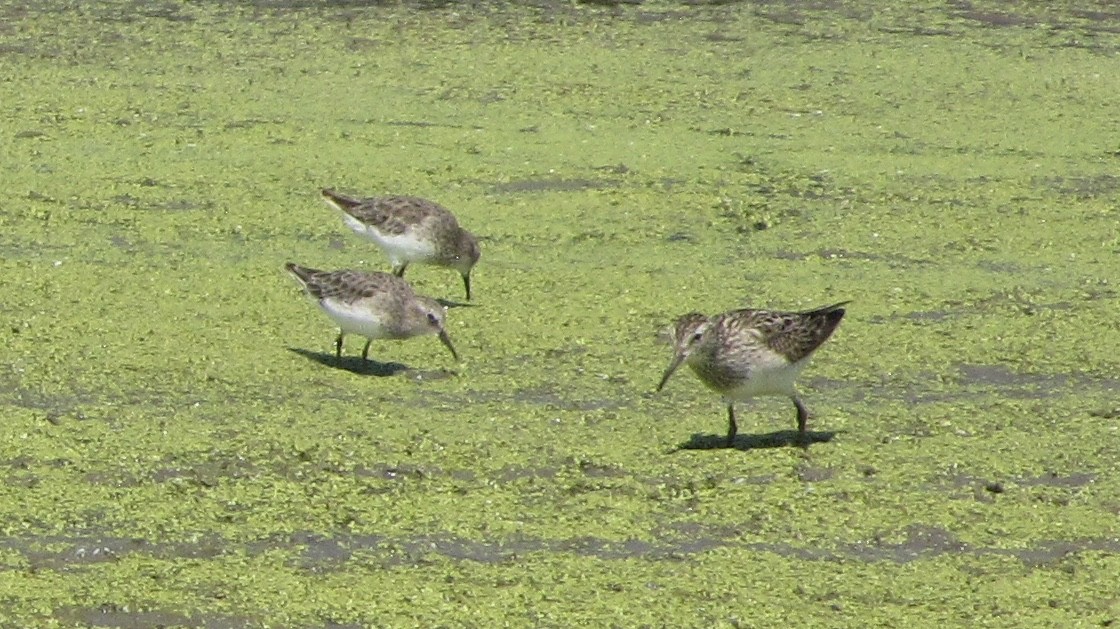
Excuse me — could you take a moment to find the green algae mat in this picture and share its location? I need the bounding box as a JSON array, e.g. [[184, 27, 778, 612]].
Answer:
[[2, 1, 1119, 626]]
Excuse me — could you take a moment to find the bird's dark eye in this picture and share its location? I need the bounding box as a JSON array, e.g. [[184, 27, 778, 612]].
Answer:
[[691, 331, 703, 342], [427, 313, 439, 326]]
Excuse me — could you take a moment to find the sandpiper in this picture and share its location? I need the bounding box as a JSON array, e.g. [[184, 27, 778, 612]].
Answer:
[[656, 301, 849, 447], [285, 263, 460, 364], [320, 188, 481, 301]]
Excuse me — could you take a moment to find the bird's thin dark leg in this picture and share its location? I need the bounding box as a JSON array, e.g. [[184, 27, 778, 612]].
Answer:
[[793, 397, 809, 445], [725, 404, 738, 448], [392, 263, 408, 278], [462, 273, 472, 301], [361, 339, 372, 362], [335, 333, 344, 361]]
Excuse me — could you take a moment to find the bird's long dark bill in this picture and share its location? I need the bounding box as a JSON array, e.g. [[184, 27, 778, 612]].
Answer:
[[462, 274, 472, 301], [656, 353, 686, 392], [438, 329, 461, 361]]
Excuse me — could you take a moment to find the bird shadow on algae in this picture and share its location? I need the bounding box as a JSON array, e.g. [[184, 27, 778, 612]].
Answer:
[[676, 429, 840, 451], [286, 347, 409, 377], [436, 298, 476, 310]]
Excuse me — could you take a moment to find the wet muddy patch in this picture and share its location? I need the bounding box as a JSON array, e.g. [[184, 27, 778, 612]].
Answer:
[[7, 524, 1119, 575], [489, 178, 619, 194]]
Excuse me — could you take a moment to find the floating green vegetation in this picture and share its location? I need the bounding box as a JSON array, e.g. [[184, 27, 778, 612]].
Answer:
[[1, 0, 1118, 626]]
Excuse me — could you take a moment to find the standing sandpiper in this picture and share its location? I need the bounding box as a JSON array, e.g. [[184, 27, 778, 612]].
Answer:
[[656, 301, 849, 447], [285, 263, 460, 365], [320, 189, 481, 301]]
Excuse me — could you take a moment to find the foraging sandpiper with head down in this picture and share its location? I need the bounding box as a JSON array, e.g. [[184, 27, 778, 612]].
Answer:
[[320, 189, 481, 301], [656, 301, 849, 447], [285, 263, 459, 364]]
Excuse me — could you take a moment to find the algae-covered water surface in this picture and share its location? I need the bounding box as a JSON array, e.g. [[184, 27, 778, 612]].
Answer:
[[1, 0, 1118, 626]]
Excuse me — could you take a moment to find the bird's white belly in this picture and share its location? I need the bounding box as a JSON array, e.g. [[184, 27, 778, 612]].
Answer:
[[319, 299, 388, 338], [722, 358, 808, 400], [345, 218, 437, 263]]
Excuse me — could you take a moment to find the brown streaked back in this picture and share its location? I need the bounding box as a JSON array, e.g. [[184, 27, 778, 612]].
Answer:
[[320, 188, 364, 212], [285, 263, 410, 304], [322, 190, 459, 237], [720, 301, 849, 364]]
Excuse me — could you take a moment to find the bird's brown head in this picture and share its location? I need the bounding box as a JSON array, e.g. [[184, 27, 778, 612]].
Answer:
[[415, 297, 460, 362], [656, 313, 710, 392]]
